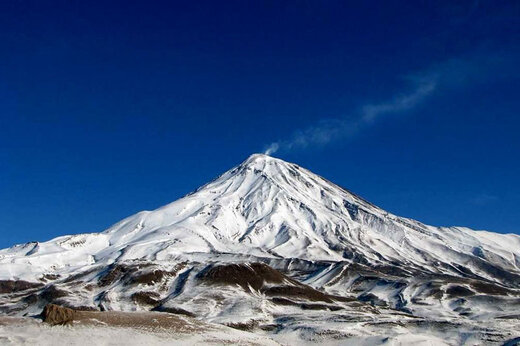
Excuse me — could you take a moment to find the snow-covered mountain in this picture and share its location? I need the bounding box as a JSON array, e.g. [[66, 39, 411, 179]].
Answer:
[[1, 154, 519, 344]]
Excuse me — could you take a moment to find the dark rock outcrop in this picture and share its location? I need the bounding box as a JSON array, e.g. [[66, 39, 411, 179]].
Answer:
[[199, 262, 285, 291], [0, 280, 43, 294], [131, 291, 160, 306], [39, 285, 69, 303], [129, 270, 167, 286], [152, 305, 196, 317], [41, 304, 75, 325]]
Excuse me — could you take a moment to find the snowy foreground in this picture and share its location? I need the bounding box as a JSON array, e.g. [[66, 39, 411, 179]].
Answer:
[[0, 313, 495, 346], [0, 314, 278, 346], [1, 154, 520, 345]]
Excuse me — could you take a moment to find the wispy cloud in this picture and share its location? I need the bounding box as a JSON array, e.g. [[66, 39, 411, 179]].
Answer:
[[263, 50, 519, 155], [361, 79, 436, 123], [264, 76, 436, 155]]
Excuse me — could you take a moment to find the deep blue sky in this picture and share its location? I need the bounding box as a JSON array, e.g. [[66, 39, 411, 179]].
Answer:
[[1, 1, 519, 249]]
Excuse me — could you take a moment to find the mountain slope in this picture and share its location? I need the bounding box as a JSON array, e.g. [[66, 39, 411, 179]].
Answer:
[[2, 154, 518, 282], [1, 154, 519, 344]]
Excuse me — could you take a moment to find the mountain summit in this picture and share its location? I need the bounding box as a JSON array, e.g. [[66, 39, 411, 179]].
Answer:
[[1, 154, 519, 343]]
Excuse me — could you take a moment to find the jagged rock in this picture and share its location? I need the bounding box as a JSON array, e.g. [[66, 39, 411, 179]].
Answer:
[[41, 304, 75, 325]]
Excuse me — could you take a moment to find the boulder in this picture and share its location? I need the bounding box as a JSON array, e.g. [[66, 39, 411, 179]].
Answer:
[[41, 304, 76, 325]]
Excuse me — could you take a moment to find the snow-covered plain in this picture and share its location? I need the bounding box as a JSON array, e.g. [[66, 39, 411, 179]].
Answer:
[[0, 315, 279, 346], [1, 154, 519, 345]]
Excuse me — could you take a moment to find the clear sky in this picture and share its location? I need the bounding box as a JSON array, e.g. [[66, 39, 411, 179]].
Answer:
[[1, 1, 519, 249]]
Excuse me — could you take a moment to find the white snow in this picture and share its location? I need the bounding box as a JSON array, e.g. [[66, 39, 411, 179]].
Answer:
[[1, 154, 517, 282]]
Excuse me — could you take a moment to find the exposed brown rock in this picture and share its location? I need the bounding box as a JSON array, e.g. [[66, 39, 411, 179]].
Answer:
[[98, 264, 138, 287], [41, 304, 76, 325], [259, 324, 279, 332], [200, 262, 354, 305], [58, 302, 99, 312], [225, 319, 259, 331], [270, 297, 300, 306], [262, 285, 334, 303], [41, 274, 61, 281], [199, 262, 285, 291], [300, 303, 342, 311], [470, 281, 517, 296], [129, 264, 185, 286], [83, 283, 97, 291], [63, 268, 99, 283], [98, 263, 163, 287], [0, 280, 44, 294], [129, 270, 166, 285], [446, 285, 475, 297], [131, 291, 160, 306], [39, 285, 69, 303], [152, 306, 196, 317]]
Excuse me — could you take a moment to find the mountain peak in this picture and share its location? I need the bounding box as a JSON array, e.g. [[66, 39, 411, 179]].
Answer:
[[247, 153, 271, 160], [235, 153, 288, 175], [241, 153, 276, 165]]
